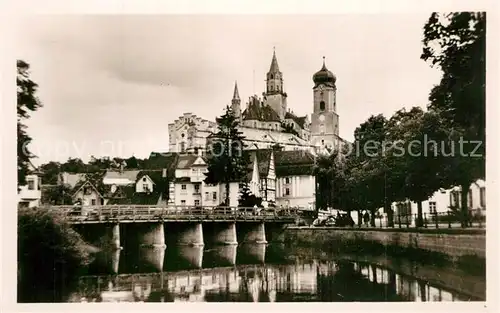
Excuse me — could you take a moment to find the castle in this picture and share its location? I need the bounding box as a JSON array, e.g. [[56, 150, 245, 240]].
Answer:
[[168, 50, 345, 154]]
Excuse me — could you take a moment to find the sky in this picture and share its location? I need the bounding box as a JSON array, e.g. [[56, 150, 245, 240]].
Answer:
[[17, 14, 442, 165]]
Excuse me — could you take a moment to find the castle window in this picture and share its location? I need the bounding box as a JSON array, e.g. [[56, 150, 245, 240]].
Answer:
[[270, 74, 274, 79], [320, 101, 326, 111], [321, 139, 324, 145]]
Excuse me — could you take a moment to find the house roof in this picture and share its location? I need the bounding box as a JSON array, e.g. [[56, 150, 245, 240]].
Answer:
[[284, 112, 307, 128], [242, 97, 281, 122], [274, 150, 315, 177], [176, 154, 199, 169], [238, 127, 309, 147], [245, 149, 273, 177], [72, 180, 104, 199], [144, 152, 179, 172], [106, 185, 161, 205], [60, 172, 86, 188], [104, 170, 141, 182]]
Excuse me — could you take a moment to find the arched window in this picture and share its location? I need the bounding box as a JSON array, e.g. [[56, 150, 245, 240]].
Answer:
[[270, 86, 274, 91], [270, 74, 274, 79], [319, 101, 326, 111]]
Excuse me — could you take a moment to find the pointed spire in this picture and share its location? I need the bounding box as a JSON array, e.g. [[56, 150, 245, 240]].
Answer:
[[321, 56, 327, 70], [269, 47, 280, 73], [232, 81, 240, 100]]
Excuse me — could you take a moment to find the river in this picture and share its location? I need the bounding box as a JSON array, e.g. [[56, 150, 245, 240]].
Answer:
[[55, 244, 485, 302]]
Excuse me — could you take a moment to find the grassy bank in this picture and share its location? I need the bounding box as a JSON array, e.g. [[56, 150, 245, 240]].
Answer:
[[17, 207, 91, 302]]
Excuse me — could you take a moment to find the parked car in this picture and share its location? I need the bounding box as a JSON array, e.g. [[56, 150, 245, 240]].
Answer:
[[334, 213, 355, 227]]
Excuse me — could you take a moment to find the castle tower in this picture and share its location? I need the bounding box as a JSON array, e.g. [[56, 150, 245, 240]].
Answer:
[[231, 81, 241, 120], [263, 48, 287, 120], [310, 57, 340, 150]]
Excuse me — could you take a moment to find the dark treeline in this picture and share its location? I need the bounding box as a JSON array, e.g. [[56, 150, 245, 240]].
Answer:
[[314, 13, 485, 228]]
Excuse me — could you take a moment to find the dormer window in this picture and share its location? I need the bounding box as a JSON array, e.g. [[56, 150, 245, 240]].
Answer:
[[142, 177, 147, 182]]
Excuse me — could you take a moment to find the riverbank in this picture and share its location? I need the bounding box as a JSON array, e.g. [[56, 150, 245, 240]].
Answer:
[[284, 226, 486, 274], [17, 207, 92, 302]]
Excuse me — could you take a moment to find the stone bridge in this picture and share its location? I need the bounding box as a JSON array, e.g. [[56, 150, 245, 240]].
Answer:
[[44, 205, 297, 249]]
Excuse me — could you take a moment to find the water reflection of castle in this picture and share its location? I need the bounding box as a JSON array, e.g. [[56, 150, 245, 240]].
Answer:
[[68, 246, 475, 302]]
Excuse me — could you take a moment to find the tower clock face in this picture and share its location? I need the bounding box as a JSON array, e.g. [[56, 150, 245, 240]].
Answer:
[[319, 114, 325, 122]]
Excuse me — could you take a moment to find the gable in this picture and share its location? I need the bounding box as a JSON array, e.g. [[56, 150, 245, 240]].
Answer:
[[137, 175, 155, 185], [192, 156, 206, 166], [72, 181, 103, 198]]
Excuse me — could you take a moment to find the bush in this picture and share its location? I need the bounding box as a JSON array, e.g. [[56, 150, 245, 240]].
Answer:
[[18, 207, 91, 302]]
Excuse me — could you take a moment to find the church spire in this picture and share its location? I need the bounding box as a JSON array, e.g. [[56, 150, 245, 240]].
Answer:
[[268, 47, 280, 73], [232, 81, 240, 100], [231, 80, 241, 120]]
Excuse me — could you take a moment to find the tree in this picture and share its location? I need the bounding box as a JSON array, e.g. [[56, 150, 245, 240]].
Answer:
[[204, 106, 250, 206], [385, 107, 448, 227], [17, 60, 42, 187], [126, 156, 139, 169], [349, 115, 392, 227], [238, 182, 263, 207], [44, 184, 73, 205], [313, 149, 348, 215], [60, 157, 87, 173], [40, 161, 62, 185], [18, 207, 90, 302], [421, 12, 486, 226]]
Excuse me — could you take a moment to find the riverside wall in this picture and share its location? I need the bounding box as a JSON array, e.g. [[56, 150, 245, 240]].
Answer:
[[284, 227, 486, 260]]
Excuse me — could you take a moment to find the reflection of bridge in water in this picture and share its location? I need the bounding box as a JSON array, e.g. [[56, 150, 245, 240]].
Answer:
[[69, 245, 480, 303]]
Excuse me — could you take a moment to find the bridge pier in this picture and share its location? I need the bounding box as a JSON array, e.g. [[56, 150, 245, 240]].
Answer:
[[121, 222, 166, 249], [139, 223, 166, 248], [237, 222, 267, 244], [265, 223, 287, 243], [169, 222, 205, 246], [203, 222, 238, 245], [72, 223, 121, 250]]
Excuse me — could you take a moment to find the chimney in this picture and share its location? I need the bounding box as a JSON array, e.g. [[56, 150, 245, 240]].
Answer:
[[162, 168, 167, 178]]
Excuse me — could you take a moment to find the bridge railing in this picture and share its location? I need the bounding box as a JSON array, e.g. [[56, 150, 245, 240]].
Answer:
[[41, 205, 298, 222]]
